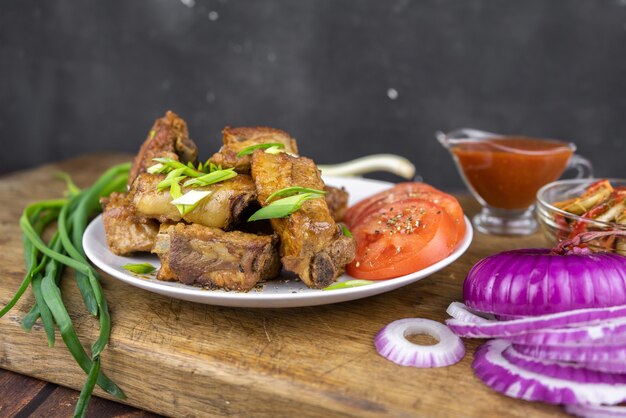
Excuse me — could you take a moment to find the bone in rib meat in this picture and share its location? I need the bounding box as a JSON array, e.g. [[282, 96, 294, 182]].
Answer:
[[128, 110, 198, 186], [129, 173, 256, 230], [100, 192, 159, 256], [209, 126, 299, 174], [251, 151, 356, 288], [152, 223, 281, 291]]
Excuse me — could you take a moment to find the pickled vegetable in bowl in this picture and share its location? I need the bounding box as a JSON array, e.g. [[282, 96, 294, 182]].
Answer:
[[536, 178, 626, 254]]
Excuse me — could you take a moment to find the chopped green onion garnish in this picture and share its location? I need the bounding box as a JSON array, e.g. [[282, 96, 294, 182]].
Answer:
[[264, 145, 285, 155], [147, 163, 166, 174], [169, 176, 184, 200], [167, 177, 209, 216], [265, 186, 326, 203], [207, 162, 221, 172], [323, 280, 376, 291], [122, 263, 156, 274], [248, 192, 324, 222], [157, 167, 186, 191], [170, 190, 212, 205], [149, 158, 206, 177], [236, 142, 285, 157], [147, 158, 237, 216], [340, 224, 353, 238], [183, 169, 237, 187]]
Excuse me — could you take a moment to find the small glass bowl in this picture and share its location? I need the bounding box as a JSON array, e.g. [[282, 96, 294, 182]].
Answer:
[[536, 178, 626, 253]]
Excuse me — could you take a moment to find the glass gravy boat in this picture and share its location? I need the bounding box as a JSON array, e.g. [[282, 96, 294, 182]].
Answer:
[[437, 129, 593, 235]]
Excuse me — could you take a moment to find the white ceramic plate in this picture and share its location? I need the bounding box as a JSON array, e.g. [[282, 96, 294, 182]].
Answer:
[[84, 176, 473, 308]]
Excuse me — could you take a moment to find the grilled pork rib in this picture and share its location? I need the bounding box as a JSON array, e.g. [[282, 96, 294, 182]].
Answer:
[[129, 173, 256, 229], [152, 223, 281, 291], [128, 111, 198, 186], [209, 126, 299, 173], [101, 192, 159, 255], [251, 151, 356, 288], [324, 185, 349, 223]]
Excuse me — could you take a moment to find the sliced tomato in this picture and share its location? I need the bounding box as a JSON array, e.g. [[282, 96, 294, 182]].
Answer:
[[346, 199, 458, 280], [346, 182, 466, 244], [345, 183, 437, 227]]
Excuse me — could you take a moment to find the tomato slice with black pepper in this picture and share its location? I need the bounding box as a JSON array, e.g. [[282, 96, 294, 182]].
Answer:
[[346, 199, 458, 280], [346, 182, 466, 244], [345, 183, 436, 227]]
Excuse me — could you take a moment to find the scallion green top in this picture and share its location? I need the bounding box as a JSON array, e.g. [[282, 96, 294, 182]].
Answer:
[[122, 263, 156, 274], [236, 142, 285, 157], [146, 158, 237, 216], [248, 186, 326, 221]]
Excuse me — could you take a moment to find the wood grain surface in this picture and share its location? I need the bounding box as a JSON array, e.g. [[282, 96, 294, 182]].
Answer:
[[0, 368, 161, 418], [0, 154, 568, 417]]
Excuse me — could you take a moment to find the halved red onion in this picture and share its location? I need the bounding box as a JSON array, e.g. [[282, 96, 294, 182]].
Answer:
[[473, 339, 626, 405], [513, 342, 626, 363], [463, 248, 626, 316], [565, 403, 626, 418], [507, 318, 626, 346], [446, 303, 626, 338], [374, 318, 465, 368]]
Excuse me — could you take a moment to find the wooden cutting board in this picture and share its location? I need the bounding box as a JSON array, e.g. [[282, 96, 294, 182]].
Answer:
[[0, 154, 566, 418]]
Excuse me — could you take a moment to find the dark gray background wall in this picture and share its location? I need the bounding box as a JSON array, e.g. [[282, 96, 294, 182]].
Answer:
[[1, 0, 625, 190]]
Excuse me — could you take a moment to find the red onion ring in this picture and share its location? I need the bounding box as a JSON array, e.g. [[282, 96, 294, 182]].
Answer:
[[446, 303, 626, 338], [503, 345, 626, 384], [446, 301, 490, 323], [582, 361, 626, 375], [374, 318, 465, 368], [473, 339, 626, 405], [506, 318, 626, 346], [565, 403, 626, 418], [512, 342, 626, 363]]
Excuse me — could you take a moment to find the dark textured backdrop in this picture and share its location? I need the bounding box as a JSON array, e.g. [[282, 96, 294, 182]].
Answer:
[[1, 0, 625, 189]]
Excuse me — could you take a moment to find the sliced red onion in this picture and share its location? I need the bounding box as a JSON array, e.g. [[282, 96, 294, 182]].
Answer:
[[503, 346, 626, 384], [513, 342, 626, 363], [463, 248, 626, 316], [495, 314, 527, 321], [374, 318, 465, 368], [507, 318, 626, 346], [446, 303, 626, 338], [565, 404, 626, 418], [446, 301, 490, 323], [473, 339, 626, 405], [583, 361, 626, 374]]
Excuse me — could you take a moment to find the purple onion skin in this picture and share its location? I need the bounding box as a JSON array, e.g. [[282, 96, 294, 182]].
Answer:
[[463, 249, 626, 316]]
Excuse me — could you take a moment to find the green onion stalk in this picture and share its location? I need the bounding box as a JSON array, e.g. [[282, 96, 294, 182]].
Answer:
[[2, 162, 131, 417]]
